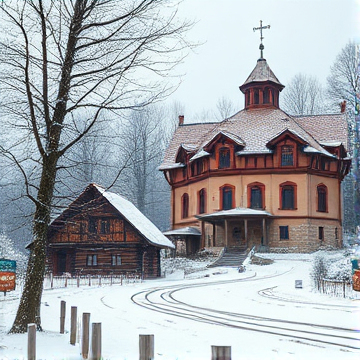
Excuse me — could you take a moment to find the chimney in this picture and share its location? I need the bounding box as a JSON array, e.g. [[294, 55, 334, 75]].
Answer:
[[178, 115, 184, 126], [340, 100, 346, 113]]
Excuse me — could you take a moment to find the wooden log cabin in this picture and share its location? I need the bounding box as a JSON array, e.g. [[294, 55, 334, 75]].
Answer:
[[47, 183, 174, 279]]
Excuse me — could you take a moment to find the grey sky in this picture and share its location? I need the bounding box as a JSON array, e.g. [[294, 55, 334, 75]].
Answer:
[[168, 0, 359, 120]]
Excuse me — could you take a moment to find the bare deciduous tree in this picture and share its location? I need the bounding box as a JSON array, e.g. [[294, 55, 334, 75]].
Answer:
[[216, 96, 236, 121], [281, 73, 327, 115], [327, 41, 359, 114], [117, 105, 171, 226], [0, 0, 193, 333], [327, 41, 360, 231]]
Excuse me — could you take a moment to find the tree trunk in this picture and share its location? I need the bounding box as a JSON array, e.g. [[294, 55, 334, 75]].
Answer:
[[10, 155, 58, 333]]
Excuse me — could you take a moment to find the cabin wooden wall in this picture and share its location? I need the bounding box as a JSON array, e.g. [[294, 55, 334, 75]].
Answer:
[[47, 197, 162, 278]]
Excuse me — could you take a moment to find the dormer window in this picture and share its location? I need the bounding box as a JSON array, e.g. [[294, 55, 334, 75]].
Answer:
[[219, 147, 230, 169], [281, 145, 293, 166]]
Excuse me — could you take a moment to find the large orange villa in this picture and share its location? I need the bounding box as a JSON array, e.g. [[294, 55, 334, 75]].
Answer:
[[160, 46, 351, 254]]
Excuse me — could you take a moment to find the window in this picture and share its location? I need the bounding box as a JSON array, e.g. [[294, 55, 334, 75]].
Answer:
[[279, 226, 289, 240], [335, 227, 338, 240], [281, 145, 294, 166], [111, 254, 121, 266], [88, 217, 97, 233], [250, 186, 263, 209], [319, 227, 324, 241], [254, 89, 259, 104], [317, 185, 327, 212], [192, 159, 204, 176], [263, 88, 269, 104], [280, 182, 296, 210], [198, 188, 206, 214], [86, 254, 97, 266], [181, 193, 189, 219], [219, 147, 230, 169], [221, 185, 234, 210], [100, 218, 110, 234]]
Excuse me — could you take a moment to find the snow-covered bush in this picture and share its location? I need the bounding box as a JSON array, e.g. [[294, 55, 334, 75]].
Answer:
[[311, 254, 328, 290]]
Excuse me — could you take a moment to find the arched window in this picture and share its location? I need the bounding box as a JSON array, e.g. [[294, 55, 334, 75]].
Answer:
[[220, 185, 234, 210], [247, 182, 265, 209], [181, 193, 189, 218], [317, 185, 327, 212], [198, 188, 206, 214], [219, 147, 230, 169], [280, 182, 297, 210]]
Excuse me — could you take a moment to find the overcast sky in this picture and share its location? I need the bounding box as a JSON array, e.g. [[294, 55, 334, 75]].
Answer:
[[167, 0, 359, 121]]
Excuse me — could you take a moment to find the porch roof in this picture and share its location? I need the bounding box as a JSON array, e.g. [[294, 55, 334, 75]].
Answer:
[[163, 227, 201, 236], [196, 207, 273, 222]]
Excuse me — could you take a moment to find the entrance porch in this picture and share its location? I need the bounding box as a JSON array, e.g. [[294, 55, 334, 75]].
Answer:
[[196, 208, 273, 251]]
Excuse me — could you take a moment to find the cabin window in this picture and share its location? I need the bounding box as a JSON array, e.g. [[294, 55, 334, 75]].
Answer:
[[219, 147, 230, 169], [319, 227, 324, 241], [281, 146, 294, 166], [86, 254, 97, 266], [88, 217, 97, 233], [221, 185, 234, 210], [280, 182, 297, 210], [181, 193, 189, 219], [111, 254, 121, 266], [198, 188, 206, 214], [100, 218, 110, 234], [317, 185, 327, 212], [279, 226, 289, 240]]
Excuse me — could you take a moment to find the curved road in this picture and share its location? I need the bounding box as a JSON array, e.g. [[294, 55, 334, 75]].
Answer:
[[130, 269, 360, 351]]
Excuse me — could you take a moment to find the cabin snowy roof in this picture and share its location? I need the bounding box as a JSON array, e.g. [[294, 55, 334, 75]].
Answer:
[[49, 184, 174, 249], [93, 185, 174, 249]]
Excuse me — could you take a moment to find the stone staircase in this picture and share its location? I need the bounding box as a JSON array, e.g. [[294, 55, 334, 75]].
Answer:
[[208, 246, 249, 267]]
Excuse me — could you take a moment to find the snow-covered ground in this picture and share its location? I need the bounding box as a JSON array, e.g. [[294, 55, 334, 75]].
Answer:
[[0, 250, 359, 360]]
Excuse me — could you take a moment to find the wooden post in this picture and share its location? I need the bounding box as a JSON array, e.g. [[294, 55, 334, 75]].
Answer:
[[211, 346, 231, 360], [139, 334, 154, 360], [224, 219, 228, 247], [77, 276, 80, 288], [91, 323, 101, 360], [70, 306, 77, 345], [82, 313, 90, 359], [244, 219, 248, 246], [65, 277, 68, 287], [28, 323, 36, 360], [60, 300, 66, 334]]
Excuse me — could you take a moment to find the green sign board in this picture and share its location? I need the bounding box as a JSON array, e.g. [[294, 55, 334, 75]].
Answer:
[[0, 259, 17, 273]]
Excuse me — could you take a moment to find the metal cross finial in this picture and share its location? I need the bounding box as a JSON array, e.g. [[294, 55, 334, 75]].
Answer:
[[253, 20, 270, 59]]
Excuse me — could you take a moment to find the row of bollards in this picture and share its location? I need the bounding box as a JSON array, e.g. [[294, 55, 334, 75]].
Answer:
[[28, 300, 231, 360]]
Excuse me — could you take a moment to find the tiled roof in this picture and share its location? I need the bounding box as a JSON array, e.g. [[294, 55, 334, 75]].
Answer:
[[161, 108, 347, 167], [241, 59, 284, 89], [295, 114, 348, 151]]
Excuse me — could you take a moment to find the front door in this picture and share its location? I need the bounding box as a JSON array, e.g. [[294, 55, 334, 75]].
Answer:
[[57, 252, 67, 274]]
